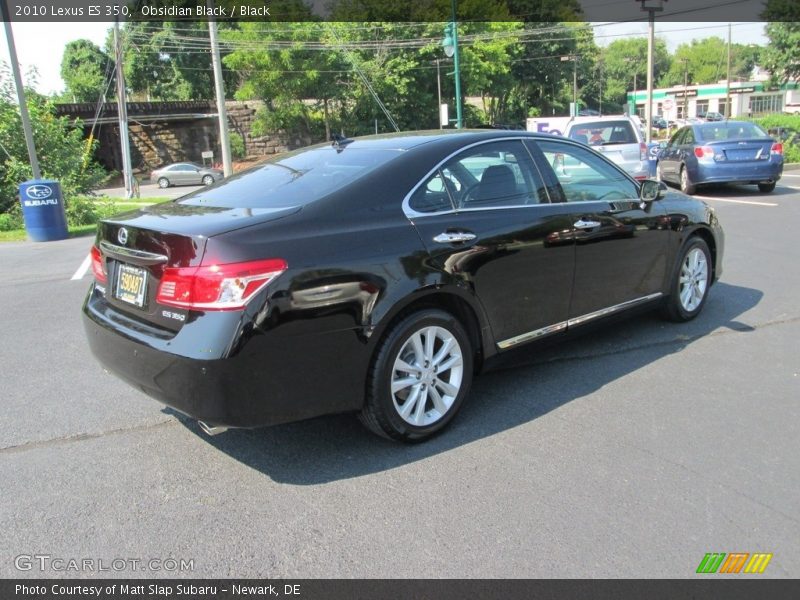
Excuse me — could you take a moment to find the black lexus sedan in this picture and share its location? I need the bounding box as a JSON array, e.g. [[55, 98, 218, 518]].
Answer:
[[83, 130, 724, 442]]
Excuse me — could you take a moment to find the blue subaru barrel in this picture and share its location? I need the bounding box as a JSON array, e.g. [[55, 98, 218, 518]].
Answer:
[[647, 142, 661, 178], [19, 180, 68, 242]]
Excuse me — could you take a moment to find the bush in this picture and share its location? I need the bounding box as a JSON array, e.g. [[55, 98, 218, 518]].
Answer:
[[1, 65, 109, 214], [0, 211, 23, 231], [230, 132, 246, 159], [748, 114, 800, 163], [64, 196, 118, 227]]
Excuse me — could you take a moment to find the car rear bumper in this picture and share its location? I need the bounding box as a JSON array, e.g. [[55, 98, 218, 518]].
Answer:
[[82, 286, 367, 428], [693, 161, 783, 184]]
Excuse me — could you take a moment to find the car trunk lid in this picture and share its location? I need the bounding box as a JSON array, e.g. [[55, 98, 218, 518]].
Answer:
[[95, 202, 300, 331]]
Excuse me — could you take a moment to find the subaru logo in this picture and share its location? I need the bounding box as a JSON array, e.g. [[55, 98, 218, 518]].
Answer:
[[26, 185, 53, 200], [117, 227, 129, 245]]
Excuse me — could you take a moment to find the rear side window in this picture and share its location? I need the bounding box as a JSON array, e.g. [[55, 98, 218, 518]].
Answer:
[[696, 122, 769, 142], [179, 146, 402, 208], [568, 121, 638, 147]]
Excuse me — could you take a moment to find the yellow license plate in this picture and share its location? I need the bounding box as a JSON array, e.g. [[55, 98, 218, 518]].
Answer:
[[114, 263, 147, 307]]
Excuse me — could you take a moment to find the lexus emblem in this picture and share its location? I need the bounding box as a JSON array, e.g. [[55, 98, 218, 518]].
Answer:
[[117, 227, 129, 245]]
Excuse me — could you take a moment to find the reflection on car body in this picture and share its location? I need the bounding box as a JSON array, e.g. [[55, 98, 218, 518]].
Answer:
[[84, 130, 724, 443]]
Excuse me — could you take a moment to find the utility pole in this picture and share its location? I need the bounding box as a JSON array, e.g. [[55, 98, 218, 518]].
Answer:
[[113, 19, 134, 198], [597, 60, 604, 115], [2, 4, 41, 179], [639, 0, 665, 144], [725, 22, 732, 118], [561, 55, 578, 116], [680, 57, 689, 119], [208, 0, 233, 176], [436, 59, 442, 129], [441, 1, 463, 129]]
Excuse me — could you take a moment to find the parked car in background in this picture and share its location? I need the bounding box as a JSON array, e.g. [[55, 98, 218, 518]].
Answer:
[[651, 116, 669, 130], [699, 112, 725, 122], [783, 103, 800, 115], [83, 130, 723, 442], [565, 116, 650, 180], [150, 163, 224, 188], [656, 120, 783, 194]]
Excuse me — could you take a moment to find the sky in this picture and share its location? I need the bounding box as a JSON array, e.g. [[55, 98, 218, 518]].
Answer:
[[0, 21, 768, 96]]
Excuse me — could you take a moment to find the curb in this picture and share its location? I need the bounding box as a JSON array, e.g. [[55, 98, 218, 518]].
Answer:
[[783, 163, 800, 172]]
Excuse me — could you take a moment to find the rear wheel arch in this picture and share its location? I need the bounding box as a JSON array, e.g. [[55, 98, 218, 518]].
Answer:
[[370, 289, 489, 374]]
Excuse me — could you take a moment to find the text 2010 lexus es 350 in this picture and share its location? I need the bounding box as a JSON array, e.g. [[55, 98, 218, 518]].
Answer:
[[83, 130, 724, 442]]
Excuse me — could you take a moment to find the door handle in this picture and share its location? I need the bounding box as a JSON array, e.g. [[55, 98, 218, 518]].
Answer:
[[433, 231, 476, 244], [573, 219, 601, 230]]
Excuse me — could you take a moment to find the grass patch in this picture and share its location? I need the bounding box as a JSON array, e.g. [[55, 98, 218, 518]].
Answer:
[[0, 224, 98, 243]]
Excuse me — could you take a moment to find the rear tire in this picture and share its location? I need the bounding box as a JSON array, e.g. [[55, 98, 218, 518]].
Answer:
[[679, 166, 696, 195], [758, 181, 776, 193], [661, 236, 712, 322], [359, 309, 473, 442], [158, 177, 170, 189]]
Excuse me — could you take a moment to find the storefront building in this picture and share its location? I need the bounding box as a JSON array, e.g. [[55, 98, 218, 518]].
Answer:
[[627, 80, 799, 120]]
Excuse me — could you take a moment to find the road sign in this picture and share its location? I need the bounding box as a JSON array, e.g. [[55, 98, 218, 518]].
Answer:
[[663, 98, 675, 110]]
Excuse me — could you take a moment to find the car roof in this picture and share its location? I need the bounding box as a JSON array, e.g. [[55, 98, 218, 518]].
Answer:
[[307, 129, 565, 152]]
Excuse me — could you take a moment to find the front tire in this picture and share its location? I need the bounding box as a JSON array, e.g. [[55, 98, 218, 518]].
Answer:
[[662, 237, 712, 322], [202, 175, 215, 186], [680, 166, 696, 195], [157, 177, 170, 189], [758, 181, 776, 193], [359, 309, 473, 442]]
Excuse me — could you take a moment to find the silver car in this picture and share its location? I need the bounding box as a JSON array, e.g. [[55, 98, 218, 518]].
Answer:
[[150, 163, 224, 188], [565, 117, 649, 180]]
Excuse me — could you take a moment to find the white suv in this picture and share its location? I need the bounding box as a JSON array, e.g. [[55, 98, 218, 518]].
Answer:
[[564, 116, 650, 180]]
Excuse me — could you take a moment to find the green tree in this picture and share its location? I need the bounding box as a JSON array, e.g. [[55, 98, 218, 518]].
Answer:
[[113, 22, 236, 101], [762, 22, 800, 83], [60, 39, 114, 103], [599, 38, 670, 108], [0, 63, 107, 214]]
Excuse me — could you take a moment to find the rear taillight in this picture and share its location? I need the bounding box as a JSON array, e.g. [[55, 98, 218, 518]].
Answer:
[[90, 245, 107, 283], [771, 142, 783, 155], [640, 142, 648, 161], [694, 146, 715, 159], [156, 258, 287, 311]]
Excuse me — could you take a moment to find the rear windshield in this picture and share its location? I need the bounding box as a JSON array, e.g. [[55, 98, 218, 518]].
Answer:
[[696, 122, 768, 142], [568, 121, 638, 146], [178, 146, 402, 208]]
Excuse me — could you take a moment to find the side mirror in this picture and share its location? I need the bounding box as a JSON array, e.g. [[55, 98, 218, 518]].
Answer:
[[640, 179, 667, 203]]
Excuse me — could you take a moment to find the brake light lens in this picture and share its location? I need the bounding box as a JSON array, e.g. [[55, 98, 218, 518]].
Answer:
[[156, 258, 287, 311], [90, 245, 107, 283], [771, 142, 783, 155], [640, 142, 648, 161], [694, 146, 715, 159]]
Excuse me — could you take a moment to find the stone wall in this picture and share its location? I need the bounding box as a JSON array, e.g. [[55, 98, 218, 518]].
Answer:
[[83, 101, 314, 173]]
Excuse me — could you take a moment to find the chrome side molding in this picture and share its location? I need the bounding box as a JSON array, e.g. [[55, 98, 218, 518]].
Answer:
[[497, 292, 663, 350]]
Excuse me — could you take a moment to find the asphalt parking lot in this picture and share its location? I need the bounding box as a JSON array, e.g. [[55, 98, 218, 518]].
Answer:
[[1, 178, 798, 579]]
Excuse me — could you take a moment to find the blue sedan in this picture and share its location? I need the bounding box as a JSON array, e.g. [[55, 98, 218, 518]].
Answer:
[[656, 121, 783, 194]]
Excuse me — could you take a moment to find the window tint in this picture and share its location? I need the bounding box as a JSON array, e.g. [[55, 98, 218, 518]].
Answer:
[[568, 120, 638, 147], [684, 129, 696, 144], [438, 140, 542, 210], [696, 122, 769, 142], [536, 140, 638, 202], [668, 129, 683, 147], [180, 146, 402, 208], [409, 171, 455, 213]]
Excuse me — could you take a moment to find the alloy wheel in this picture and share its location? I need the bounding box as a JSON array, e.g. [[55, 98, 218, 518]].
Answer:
[[390, 326, 464, 427], [679, 247, 708, 312]]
